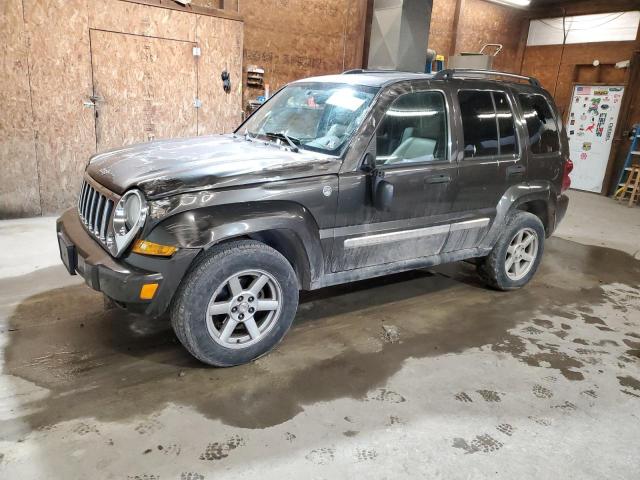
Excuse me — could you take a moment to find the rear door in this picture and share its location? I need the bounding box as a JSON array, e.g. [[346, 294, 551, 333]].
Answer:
[[442, 86, 524, 252], [331, 84, 459, 272]]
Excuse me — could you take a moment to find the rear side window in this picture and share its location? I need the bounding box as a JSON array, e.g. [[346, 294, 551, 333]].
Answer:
[[459, 91, 498, 157], [494, 92, 517, 156], [458, 90, 518, 159], [518, 94, 560, 154]]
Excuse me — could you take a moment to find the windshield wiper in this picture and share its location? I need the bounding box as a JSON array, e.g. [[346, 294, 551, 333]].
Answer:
[[264, 131, 300, 153], [244, 129, 257, 142]]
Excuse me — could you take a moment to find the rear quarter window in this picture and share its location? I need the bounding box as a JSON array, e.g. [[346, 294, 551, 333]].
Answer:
[[518, 94, 560, 154]]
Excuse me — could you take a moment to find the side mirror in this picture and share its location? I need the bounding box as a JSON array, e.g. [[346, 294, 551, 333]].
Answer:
[[374, 176, 394, 211], [361, 152, 376, 173], [362, 153, 394, 211]]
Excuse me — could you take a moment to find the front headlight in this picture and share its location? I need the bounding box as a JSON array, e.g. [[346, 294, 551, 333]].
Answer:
[[108, 189, 147, 256]]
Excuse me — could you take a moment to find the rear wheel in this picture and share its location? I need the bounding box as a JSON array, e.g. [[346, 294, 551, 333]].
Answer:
[[171, 240, 299, 366], [477, 211, 545, 290]]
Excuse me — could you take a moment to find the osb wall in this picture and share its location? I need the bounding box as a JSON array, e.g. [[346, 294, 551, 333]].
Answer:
[[428, 0, 528, 73], [196, 15, 244, 133], [0, 0, 242, 217], [521, 0, 640, 194], [23, 0, 96, 217], [521, 42, 637, 118], [193, 0, 368, 107], [1, 1, 42, 216]]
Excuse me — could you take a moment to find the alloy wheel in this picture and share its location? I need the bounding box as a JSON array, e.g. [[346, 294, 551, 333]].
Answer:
[[504, 228, 539, 281], [205, 269, 282, 349]]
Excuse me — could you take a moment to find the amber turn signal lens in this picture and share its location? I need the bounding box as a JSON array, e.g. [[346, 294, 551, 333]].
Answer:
[[132, 239, 177, 257], [140, 283, 159, 300]]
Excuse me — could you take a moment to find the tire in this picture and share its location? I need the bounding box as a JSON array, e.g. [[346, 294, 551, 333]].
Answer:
[[477, 211, 545, 291], [171, 239, 299, 367]]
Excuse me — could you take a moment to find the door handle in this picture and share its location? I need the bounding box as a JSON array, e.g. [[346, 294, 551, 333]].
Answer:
[[506, 165, 526, 177], [425, 174, 451, 184]]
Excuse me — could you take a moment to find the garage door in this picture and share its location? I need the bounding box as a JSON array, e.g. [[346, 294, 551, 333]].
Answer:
[[90, 30, 198, 152]]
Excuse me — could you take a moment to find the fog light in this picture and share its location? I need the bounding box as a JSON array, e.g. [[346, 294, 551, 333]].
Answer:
[[132, 239, 177, 257], [140, 283, 159, 300]]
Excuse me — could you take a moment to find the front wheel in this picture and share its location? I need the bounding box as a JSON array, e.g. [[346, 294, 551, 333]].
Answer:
[[477, 211, 545, 291], [171, 240, 299, 366]]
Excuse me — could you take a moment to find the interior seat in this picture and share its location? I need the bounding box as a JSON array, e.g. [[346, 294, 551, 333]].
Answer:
[[386, 136, 437, 164]]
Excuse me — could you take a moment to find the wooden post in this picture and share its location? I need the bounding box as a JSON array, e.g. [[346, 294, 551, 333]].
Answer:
[[450, 0, 465, 59]]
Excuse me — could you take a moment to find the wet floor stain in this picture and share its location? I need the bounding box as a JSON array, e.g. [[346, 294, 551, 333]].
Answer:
[[305, 447, 335, 465], [617, 375, 640, 392], [199, 435, 244, 461], [496, 424, 514, 436], [476, 390, 502, 402], [1, 237, 639, 434], [532, 384, 553, 399], [452, 433, 504, 454], [454, 392, 473, 403]]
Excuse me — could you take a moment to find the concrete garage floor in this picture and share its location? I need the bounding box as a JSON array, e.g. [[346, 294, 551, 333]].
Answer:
[[0, 190, 639, 479]]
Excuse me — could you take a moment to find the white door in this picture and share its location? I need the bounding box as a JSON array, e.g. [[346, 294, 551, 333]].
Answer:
[[566, 84, 625, 193]]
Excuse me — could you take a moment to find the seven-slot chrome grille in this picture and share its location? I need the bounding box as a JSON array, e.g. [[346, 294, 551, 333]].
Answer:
[[77, 177, 117, 244]]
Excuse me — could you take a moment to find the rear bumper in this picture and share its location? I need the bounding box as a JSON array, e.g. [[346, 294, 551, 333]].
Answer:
[[56, 208, 199, 317]]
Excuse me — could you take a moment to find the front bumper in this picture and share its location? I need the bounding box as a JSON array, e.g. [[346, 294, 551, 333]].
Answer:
[[56, 208, 199, 317]]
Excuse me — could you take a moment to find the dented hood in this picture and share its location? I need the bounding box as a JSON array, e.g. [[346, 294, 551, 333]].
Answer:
[[86, 134, 341, 198]]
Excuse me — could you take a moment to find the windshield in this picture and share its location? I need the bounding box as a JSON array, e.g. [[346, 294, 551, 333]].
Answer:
[[239, 82, 379, 155]]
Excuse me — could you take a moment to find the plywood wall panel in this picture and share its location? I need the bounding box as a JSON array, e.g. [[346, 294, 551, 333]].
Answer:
[[343, 0, 369, 71], [238, 0, 357, 107], [560, 42, 636, 66], [196, 15, 244, 134], [23, 0, 96, 215], [0, 0, 41, 218], [91, 30, 198, 151], [428, 0, 455, 58], [521, 45, 563, 70], [522, 41, 637, 119], [456, 0, 526, 73], [89, 0, 196, 42], [429, 0, 527, 73]]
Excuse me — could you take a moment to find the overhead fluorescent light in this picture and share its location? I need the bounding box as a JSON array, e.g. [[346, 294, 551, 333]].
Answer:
[[485, 0, 531, 8]]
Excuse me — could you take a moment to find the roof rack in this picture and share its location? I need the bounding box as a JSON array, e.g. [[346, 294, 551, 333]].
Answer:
[[342, 69, 417, 75], [432, 69, 541, 87]]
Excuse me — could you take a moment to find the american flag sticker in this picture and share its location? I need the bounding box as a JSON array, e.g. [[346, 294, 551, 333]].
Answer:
[[576, 86, 591, 95]]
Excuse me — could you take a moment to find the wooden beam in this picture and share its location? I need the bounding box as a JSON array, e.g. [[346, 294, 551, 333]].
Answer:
[[362, 0, 375, 69], [527, 0, 640, 19], [516, 16, 530, 74], [450, 0, 465, 58], [119, 0, 243, 21]]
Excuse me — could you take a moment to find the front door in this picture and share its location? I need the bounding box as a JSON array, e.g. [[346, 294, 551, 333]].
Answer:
[[331, 87, 459, 272]]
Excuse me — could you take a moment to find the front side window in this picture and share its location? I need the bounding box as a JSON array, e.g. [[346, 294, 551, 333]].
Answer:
[[374, 91, 448, 167], [240, 82, 378, 155], [518, 93, 560, 154]]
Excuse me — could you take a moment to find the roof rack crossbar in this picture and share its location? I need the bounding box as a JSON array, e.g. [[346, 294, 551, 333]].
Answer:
[[432, 69, 540, 87]]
